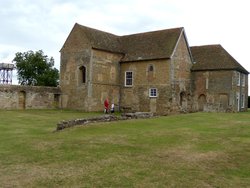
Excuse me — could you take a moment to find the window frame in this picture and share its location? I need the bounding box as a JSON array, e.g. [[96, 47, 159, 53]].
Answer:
[[125, 71, 133, 87], [205, 77, 209, 90], [149, 88, 158, 98], [237, 72, 240, 86], [148, 64, 154, 72], [241, 94, 245, 108], [242, 74, 245, 87]]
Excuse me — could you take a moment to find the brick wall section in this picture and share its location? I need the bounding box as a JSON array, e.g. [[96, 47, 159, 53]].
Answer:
[[0, 85, 61, 109]]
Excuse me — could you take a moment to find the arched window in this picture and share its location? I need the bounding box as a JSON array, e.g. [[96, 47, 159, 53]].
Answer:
[[79, 66, 86, 83], [147, 64, 154, 82], [148, 64, 154, 72]]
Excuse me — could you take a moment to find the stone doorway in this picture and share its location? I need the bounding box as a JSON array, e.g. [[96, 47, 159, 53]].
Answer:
[[198, 94, 206, 111], [180, 92, 187, 110], [150, 98, 157, 113], [18, 91, 26, 109], [219, 94, 228, 110]]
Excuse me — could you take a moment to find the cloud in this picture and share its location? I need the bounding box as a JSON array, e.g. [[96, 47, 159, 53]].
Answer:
[[0, 0, 250, 86]]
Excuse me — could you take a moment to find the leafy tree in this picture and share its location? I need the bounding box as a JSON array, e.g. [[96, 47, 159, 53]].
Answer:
[[13, 50, 59, 86]]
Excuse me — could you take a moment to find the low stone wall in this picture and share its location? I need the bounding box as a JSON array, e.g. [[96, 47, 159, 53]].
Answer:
[[0, 84, 61, 109], [56, 112, 153, 131]]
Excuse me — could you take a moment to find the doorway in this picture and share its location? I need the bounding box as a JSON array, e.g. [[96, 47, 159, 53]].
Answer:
[[198, 94, 206, 111], [18, 91, 26, 109]]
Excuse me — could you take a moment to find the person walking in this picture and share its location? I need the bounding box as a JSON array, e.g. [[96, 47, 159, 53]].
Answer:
[[104, 98, 109, 113]]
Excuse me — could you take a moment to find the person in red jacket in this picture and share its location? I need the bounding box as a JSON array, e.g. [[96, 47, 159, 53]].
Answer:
[[104, 98, 109, 113]]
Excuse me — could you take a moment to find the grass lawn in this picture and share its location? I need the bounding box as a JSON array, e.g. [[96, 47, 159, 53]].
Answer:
[[0, 109, 250, 187]]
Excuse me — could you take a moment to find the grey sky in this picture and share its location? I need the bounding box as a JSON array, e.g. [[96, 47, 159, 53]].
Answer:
[[0, 0, 249, 84]]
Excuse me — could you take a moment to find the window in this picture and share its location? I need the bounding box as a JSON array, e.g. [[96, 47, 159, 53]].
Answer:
[[149, 88, 157, 97], [241, 94, 245, 108], [236, 72, 240, 86], [125, 71, 133, 86], [236, 92, 240, 111], [205, 77, 209, 90], [79, 66, 86, 83], [242, 74, 245, 87], [147, 64, 155, 82], [148, 65, 154, 72]]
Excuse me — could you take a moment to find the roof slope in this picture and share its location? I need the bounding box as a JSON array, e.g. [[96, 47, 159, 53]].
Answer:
[[77, 24, 122, 53], [61, 23, 184, 62], [191, 45, 248, 74], [120, 28, 183, 62]]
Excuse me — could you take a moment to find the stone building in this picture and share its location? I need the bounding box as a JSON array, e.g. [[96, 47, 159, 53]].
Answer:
[[191, 45, 248, 112], [60, 23, 248, 114]]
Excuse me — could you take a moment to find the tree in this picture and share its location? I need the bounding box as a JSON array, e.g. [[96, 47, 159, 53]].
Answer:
[[13, 50, 59, 86]]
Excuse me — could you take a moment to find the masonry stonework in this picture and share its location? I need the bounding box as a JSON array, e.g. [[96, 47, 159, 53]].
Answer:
[[58, 24, 249, 114], [0, 85, 60, 110], [3, 24, 247, 114]]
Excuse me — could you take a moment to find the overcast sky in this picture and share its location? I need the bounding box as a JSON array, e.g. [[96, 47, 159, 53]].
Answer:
[[1, 0, 249, 85]]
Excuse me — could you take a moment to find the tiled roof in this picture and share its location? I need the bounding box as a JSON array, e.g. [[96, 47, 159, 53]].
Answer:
[[77, 24, 122, 53], [191, 45, 248, 74], [73, 23, 183, 62], [120, 28, 183, 62]]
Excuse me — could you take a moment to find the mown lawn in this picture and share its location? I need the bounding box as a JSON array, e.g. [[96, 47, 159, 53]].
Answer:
[[0, 109, 250, 187]]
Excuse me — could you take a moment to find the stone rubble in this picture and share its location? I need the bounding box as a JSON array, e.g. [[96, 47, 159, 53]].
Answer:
[[56, 112, 154, 131]]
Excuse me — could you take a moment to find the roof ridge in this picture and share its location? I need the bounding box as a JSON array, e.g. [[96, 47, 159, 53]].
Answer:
[[191, 44, 221, 48], [121, 27, 183, 38], [76, 23, 119, 37]]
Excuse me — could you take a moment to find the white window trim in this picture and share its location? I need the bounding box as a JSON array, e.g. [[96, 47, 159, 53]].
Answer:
[[149, 88, 158, 98], [125, 71, 133, 87]]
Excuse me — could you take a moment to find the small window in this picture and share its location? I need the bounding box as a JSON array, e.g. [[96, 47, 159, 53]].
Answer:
[[149, 88, 157, 97], [148, 65, 154, 72], [125, 71, 133, 86], [205, 77, 209, 90], [79, 66, 86, 83], [237, 72, 240, 86]]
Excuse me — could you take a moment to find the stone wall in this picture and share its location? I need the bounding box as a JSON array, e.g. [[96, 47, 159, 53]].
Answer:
[[60, 48, 123, 111], [170, 33, 193, 113], [0, 85, 61, 110], [56, 112, 153, 131], [120, 59, 172, 115], [119, 33, 194, 115], [60, 50, 91, 110], [192, 70, 248, 112], [90, 49, 123, 111]]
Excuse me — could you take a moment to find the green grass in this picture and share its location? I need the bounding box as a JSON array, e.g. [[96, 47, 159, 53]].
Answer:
[[0, 109, 250, 187]]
